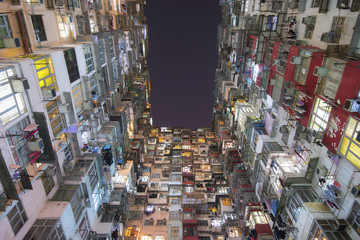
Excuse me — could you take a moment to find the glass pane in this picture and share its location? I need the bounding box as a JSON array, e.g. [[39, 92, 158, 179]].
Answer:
[[346, 117, 357, 138], [340, 137, 350, 156], [347, 151, 360, 169]]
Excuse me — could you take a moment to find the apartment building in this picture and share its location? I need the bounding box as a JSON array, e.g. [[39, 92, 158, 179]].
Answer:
[[0, 0, 149, 239], [214, 0, 360, 240]]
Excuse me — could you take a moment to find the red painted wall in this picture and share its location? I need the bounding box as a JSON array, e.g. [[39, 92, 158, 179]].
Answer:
[[322, 60, 360, 153]]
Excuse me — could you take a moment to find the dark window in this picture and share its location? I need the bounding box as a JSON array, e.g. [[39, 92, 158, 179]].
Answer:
[[31, 15, 47, 42], [197, 220, 208, 226], [64, 48, 80, 83], [41, 172, 55, 195], [7, 201, 27, 235]]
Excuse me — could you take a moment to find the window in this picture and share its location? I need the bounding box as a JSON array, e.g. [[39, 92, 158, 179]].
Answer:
[[157, 219, 166, 226], [197, 220, 208, 226], [307, 219, 352, 240], [46, 97, 66, 138], [100, 212, 115, 222], [169, 212, 181, 220], [0, 67, 27, 125], [0, 15, 12, 48], [41, 172, 55, 195], [33, 55, 57, 91], [304, 17, 316, 39], [170, 227, 179, 237], [348, 200, 360, 235], [7, 200, 27, 235], [88, 163, 98, 191], [152, 174, 160, 178], [72, 83, 83, 114], [70, 188, 85, 223], [287, 194, 301, 221], [24, 218, 65, 240], [308, 97, 331, 138], [79, 214, 90, 240], [339, 117, 360, 169], [31, 15, 46, 42], [64, 48, 80, 83], [331, 17, 345, 43], [312, 0, 320, 7], [294, 50, 311, 85], [315, 57, 344, 101], [76, 16, 85, 35], [84, 44, 94, 73], [143, 219, 153, 226]]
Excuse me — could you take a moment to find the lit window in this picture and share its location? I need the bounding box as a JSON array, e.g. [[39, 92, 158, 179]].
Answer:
[[125, 227, 138, 237], [211, 219, 223, 227], [33, 56, 58, 91], [72, 83, 83, 114], [0, 67, 27, 125], [222, 198, 231, 206], [155, 236, 165, 240], [308, 97, 331, 138], [339, 117, 360, 169]]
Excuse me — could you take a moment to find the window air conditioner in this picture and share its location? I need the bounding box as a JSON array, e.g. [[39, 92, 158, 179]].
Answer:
[[351, 185, 360, 197], [59, 103, 71, 113], [290, 56, 302, 65], [0, 38, 20, 48], [42, 88, 56, 99], [11, 78, 29, 92], [313, 66, 328, 77], [26, 138, 44, 152], [344, 99, 360, 112]]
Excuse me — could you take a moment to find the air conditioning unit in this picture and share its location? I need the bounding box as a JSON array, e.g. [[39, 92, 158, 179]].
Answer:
[[0, 38, 20, 48], [269, 78, 277, 86], [313, 66, 328, 77], [295, 131, 307, 140], [284, 87, 295, 96], [59, 103, 71, 113], [42, 88, 56, 99], [291, 56, 302, 65], [316, 166, 328, 177], [273, 59, 281, 66], [344, 99, 360, 112], [83, 101, 92, 110], [11, 78, 30, 92], [351, 185, 360, 197], [26, 138, 44, 152]]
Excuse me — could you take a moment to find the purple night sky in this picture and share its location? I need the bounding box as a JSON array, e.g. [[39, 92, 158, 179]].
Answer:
[[145, 0, 221, 130]]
